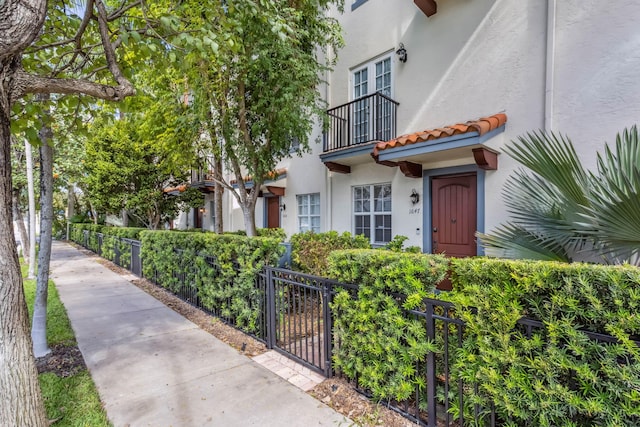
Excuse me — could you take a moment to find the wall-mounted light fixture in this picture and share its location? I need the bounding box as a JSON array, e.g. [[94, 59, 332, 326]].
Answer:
[[396, 43, 408, 63], [199, 207, 205, 213], [410, 189, 420, 205], [280, 203, 286, 212]]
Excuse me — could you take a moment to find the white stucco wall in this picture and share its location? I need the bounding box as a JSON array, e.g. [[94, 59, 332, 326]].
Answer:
[[552, 1, 640, 169], [205, 0, 640, 252]]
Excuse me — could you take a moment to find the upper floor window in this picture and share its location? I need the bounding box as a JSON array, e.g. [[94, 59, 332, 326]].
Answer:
[[352, 55, 392, 100], [353, 183, 392, 244], [351, 55, 394, 143], [351, 0, 368, 11], [297, 193, 320, 233]]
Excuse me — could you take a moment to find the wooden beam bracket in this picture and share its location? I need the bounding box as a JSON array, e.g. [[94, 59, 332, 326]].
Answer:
[[414, 0, 437, 17], [398, 161, 423, 178], [324, 161, 351, 174], [472, 147, 498, 170], [266, 186, 285, 196]]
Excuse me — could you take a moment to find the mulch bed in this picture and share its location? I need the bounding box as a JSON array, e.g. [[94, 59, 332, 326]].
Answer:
[[36, 344, 86, 377]]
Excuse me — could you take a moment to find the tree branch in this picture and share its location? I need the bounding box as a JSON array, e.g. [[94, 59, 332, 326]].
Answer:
[[15, 70, 134, 102], [94, 0, 134, 94], [107, 0, 143, 21]]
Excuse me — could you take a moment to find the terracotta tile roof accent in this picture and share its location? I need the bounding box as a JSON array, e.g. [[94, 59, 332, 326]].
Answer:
[[373, 113, 507, 157], [229, 168, 287, 186]]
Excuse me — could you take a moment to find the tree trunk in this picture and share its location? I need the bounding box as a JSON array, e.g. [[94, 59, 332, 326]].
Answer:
[[214, 155, 223, 234], [66, 184, 74, 240], [240, 190, 258, 237], [242, 206, 257, 237], [25, 139, 36, 279], [0, 56, 48, 427], [121, 209, 128, 227], [12, 189, 30, 260], [32, 105, 53, 358]]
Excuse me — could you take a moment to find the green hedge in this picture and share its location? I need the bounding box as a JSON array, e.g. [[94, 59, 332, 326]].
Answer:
[[449, 258, 640, 426], [225, 228, 287, 240], [69, 224, 104, 251], [328, 249, 449, 402], [68, 224, 145, 268], [290, 231, 370, 276], [141, 230, 284, 333], [100, 227, 145, 267]]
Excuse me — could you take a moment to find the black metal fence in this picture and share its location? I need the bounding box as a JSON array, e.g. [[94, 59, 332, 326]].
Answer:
[[78, 232, 142, 277], [73, 235, 636, 426], [324, 92, 399, 152]]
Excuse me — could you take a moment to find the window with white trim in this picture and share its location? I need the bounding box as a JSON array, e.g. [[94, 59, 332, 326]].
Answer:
[[351, 0, 368, 10], [353, 183, 392, 244], [297, 193, 320, 233], [351, 55, 393, 143]]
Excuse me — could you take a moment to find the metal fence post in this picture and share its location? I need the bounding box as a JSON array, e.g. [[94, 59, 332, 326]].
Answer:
[[426, 301, 437, 427], [114, 238, 120, 266], [323, 281, 333, 378], [266, 267, 276, 349]]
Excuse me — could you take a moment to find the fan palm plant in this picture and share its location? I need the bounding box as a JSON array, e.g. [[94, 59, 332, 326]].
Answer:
[[478, 126, 640, 265]]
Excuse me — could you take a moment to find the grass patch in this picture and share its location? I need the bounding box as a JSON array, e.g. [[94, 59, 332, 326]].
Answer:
[[39, 372, 110, 427], [24, 279, 75, 346], [23, 262, 111, 427]]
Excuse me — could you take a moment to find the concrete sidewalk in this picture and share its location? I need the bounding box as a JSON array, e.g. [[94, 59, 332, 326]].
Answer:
[[49, 241, 351, 427]]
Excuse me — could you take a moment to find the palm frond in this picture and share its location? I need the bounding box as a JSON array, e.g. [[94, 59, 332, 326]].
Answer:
[[477, 224, 571, 262], [505, 131, 590, 207]]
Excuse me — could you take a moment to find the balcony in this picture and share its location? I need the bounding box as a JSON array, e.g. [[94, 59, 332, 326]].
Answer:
[[190, 168, 216, 193], [323, 92, 399, 153]]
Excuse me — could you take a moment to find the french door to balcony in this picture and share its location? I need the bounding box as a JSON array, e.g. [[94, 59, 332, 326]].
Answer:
[[352, 56, 392, 145]]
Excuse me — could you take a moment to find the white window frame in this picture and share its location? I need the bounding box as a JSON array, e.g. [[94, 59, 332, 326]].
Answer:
[[353, 183, 392, 245], [350, 53, 394, 101], [350, 53, 394, 143], [297, 193, 321, 233]]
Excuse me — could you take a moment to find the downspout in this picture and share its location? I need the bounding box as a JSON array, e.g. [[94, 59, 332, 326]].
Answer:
[[325, 44, 333, 232], [544, 0, 556, 132]]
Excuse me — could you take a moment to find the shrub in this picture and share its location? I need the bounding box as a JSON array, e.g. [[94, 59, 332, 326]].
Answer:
[[225, 228, 287, 240], [328, 249, 449, 402], [141, 230, 284, 333], [99, 227, 145, 267], [68, 223, 104, 250], [290, 231, 370, 276], [448, 257, 640, 426], [384, 235, 421, 253]]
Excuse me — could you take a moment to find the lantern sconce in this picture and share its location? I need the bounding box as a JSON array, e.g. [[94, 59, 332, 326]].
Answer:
[[280, 203, 286, 212], [410, 189, 420, 205], [396, 43, 408, 63]]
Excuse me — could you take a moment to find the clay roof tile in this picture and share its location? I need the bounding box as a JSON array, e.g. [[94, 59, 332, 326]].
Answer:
[[374, 113, 507, 155]]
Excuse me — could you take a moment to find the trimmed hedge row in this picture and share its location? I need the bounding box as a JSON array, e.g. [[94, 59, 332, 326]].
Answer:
[[328, 249, 449, 402], [449, 258, 640, 426], [290, 231, 371, 276], [328, 250, 640, 426], [140, 231, 284, 333], [69, 224, 145, 268]]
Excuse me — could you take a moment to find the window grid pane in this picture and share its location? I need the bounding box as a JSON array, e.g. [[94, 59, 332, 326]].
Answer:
[[297, 193, 321, 233], [354, 184, 391, 244]]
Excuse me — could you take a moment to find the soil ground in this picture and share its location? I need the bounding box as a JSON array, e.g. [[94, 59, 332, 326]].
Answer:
[[53, 244, 416, 426]]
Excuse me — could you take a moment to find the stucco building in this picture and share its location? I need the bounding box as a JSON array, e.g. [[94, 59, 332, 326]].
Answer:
[[183, 0, 640, 255]]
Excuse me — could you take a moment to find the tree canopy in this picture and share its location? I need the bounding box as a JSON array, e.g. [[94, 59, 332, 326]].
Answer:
[[151, 0, 344, 235], [85, 112, 202, 229]]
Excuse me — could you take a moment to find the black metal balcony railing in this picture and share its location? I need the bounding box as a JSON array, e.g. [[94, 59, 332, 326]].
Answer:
[[191, 169, 215, 183], [324, 92, 399, 153]]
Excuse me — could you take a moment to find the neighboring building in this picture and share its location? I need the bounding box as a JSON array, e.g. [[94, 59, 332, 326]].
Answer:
[[181, 0, 640, 255]]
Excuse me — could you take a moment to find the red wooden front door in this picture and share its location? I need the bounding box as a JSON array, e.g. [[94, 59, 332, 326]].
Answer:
[[431, 174, 477, 257], [266, 197, 281, 228]]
